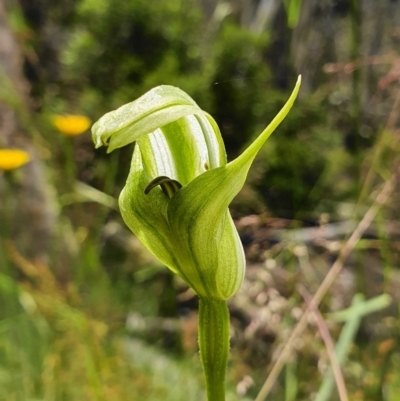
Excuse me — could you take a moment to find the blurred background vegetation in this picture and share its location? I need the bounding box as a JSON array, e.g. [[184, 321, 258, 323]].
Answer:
[[1, 0, 400, 400]]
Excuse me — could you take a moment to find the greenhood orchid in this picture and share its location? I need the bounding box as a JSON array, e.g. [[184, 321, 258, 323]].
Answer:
[[92, 76, 301, 401]]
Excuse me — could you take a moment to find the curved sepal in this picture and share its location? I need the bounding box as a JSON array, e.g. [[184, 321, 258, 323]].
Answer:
[[119, 147, 179, 273], [166, 76, 301, 299]]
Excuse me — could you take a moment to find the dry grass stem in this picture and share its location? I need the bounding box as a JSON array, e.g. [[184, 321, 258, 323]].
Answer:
[[255, 177, 394, 401], [298, 285, 349, 401]]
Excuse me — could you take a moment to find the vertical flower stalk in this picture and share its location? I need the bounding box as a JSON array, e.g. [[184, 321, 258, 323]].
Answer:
[[92, 77, 301, 400], [198, 298, 230, 401]]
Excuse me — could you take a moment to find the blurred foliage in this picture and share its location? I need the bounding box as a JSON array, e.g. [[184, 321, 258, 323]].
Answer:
[[249, 94, 340, 218], [0, 244, 208, 401], [61, 0, 206, 107]]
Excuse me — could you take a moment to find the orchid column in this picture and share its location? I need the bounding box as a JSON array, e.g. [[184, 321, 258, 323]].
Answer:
[[92, 77, 301, 401]]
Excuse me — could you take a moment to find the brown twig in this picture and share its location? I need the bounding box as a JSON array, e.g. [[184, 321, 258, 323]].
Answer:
[[255, 177, 394, 401], [298, 285, 349, 401]]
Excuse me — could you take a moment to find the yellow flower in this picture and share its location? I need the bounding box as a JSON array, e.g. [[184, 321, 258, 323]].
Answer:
[[0, 149, 30, 170], [52, 115, 92, 136]]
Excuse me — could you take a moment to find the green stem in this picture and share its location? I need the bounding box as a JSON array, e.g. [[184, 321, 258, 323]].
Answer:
[[198, 298, 230, 401]]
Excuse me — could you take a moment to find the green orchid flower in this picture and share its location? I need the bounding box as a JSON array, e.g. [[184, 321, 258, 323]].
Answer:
[[92, 76, 301, 401]]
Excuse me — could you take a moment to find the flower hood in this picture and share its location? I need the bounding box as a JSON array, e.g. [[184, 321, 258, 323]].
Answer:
[[92, 78, 301, 300]]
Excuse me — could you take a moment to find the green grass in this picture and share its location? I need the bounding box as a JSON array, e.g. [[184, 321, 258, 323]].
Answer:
[[0, 249, 208, 401]]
